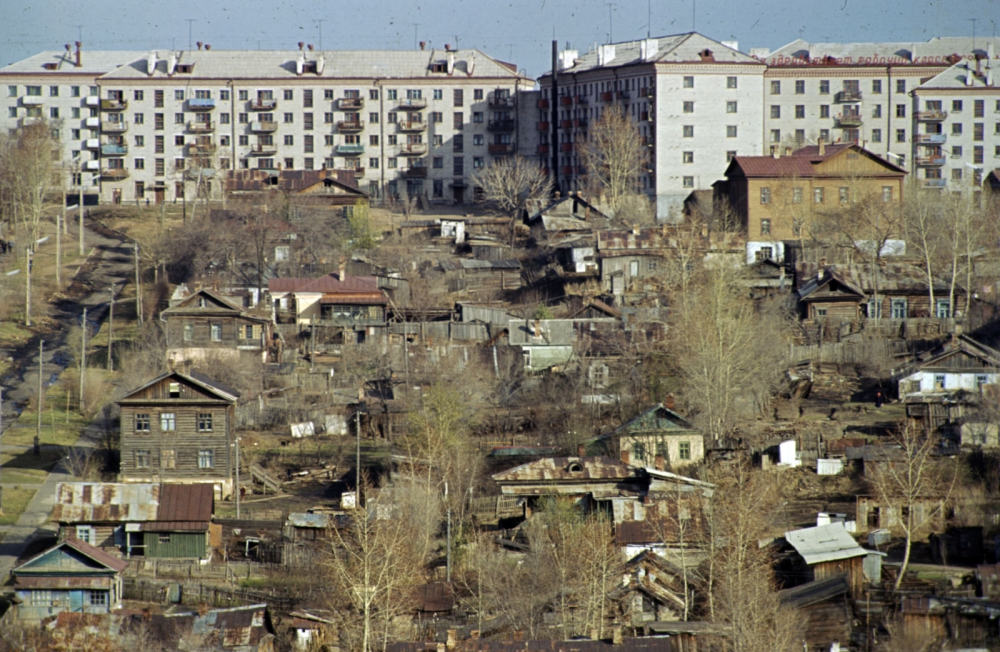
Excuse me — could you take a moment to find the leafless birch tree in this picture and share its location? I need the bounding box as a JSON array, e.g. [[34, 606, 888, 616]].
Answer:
[[474, 156, 552, 246], [578, 106, 649, 218]]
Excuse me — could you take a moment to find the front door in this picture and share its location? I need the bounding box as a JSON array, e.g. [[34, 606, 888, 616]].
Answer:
[[154, 188, 165, 204]]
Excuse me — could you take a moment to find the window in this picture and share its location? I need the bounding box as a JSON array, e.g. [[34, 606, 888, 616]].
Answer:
[[135, 450, 151, 469], [871, 79, 882, 94], [682, 125, 694, 137], [369, 88, 379, 100], [760, 187, 771, 204], [133, 157, 144, 169], [303, 113, 313, 130], [795, 79, 805, 94], [814, 187, 824, 203], [792, 218, 803, 236], [453, 89, 463, 106], [284, 134, 294, 146], [683, 76, 694, 88], [682, 151, 694, 164], [283, 88, 294, 101], [770, 105, 780, 119], [872, 128, 882, 143], [791, 187, 803, 204], [174, 89, 184, 100], [632, 442, 646, 465], [304, 135, 314, 153], [871, 104, 882, 118], [76, 525, 94, 543], [770, 80, 781, 95], [726, 125, 737, 138], [283, 112, 293, 124], [727, 76, 737, 89], [839, 186, 849, 204], [369, 111, 379, 124], [896, 129, 906, 143], [197, 413, 213, 431], [473, 88, 484, 100], [135, 413, 151, 431], [472, 111, 483, 123], [453, 134, 464, 152], [162, 449, 176, 469], [25, 85, 41, 96], [951, 122, 964, 136], [683, 101, 694, 113], [160, 413, 176, 431], [770, 129, 780, 142], [387, 134, 397, 145], [682, 176, 694, 188], [882, 186, 893, 202], [795, 105, 805, 119], [895, 104, 905, 118], [89, 591, 107, 607], [936, 299, 951, 319], [198, 450, 214, 469], [819, 80, 830, 94], [369, 134, 378, 146], [158, 533, 171, 544], [387, 157, 397, 168], [726, 100, 737, 113], [473, 156, 484, 169], [678, 441, 691, 460], [244, 324, 254, 339], [473, 134, 484, 146], [433, 88, 443, 100], [974, 122, 984, 141], [952, 99, 963, 112], [890, 298, 907, 320], [760, 218, 771, 235], [974, 145, 984, 164], [49, 107, 59, 119], [210, 323, 222, 341], [453, 157, 464, 175], [323, 112, 333, 123], [896, 79, 906, 93], [303, 89, 313, 107]]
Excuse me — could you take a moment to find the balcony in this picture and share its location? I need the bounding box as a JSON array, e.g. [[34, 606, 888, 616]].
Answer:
[[84, 96, 100, 107], [335, 144, 365, 155], [18, 116, 43, 127], [20, 95, 44, 106], [915, 156, 946, 166], [574, 118, 588, 129], [250, 121, 278, 132], [84, 117, 101, 128], [537, 121, 549, 131], [916, 110, 948, 121], [561, 165, 575, 175], [247, 144, 277, 156], [834, 113, 863, 128], [248, 98, 277, 111], [187, 142, 216, 156], [600, 91, 613, 102], [559, 119, 573, 129], [916, 133, 947, 144], [537, 99, 550, 109], [101, 120, 128, 133], [338, 120, 365, 132], [350, 167, 365, 177], [640, 87, 654, 98], [921, 178, 947, 188], [488, 119, 515, 132], [84, 138, 100, 149], [575, 95, 589, 105], [101, 167, 129, 180], [83, 160, 100, 171], [404, 166, 428, 178], [100, 143, 128, 156], [560, 95, 573, 106], [100, 98, 127, 111], [337, 97, 364, 110], [398, 120, 426, 132], [187, 120, 215, 133], [559, 142, 574, 152], [398, 98, 427, 110], [489, 143, 515, 155], [400, 143, 428, 156], [186, 98, 215, 111], [617, 90, 630, 99], [537, 144, 549, 155], [835, 89, 863, 103], [488, 92, 515, 108]]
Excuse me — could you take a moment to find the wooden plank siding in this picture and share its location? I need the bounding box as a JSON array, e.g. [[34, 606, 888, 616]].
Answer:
[[143, 531, 206, 559], [813, 557, 865, 598], [164, 316, 265, 349]]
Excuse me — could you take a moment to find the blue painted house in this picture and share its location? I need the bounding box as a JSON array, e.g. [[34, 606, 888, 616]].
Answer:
[[11, 538, 127, 620]]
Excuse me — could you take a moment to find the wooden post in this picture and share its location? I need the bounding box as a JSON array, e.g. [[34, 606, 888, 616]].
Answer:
[[107, 286, 114, 371], [78, 169, 85, 256], [35, 339, 43, 455], [80, 307, 87, 413], [134, 243, 143, 324], [25, 246, 32, 327], [56, 205, 62, 287]]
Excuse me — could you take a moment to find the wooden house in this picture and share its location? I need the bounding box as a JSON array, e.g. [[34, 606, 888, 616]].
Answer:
[[777, 575, 852, 650], [795, 267, 866, 322], [226, 168, 368, 211], [856, 494, 947, 535], [784, 523, 871, 597], [144, 603, 276, 651], [595, 404, 705, 469], [11, 538, 127, 620], [161, 288, 272, 366], [268, 272, 388, 345], [612, 550, 692, 627], [51, 482, 215, 560], [117, 371, 239, 499], [597, 228, 671, 296], [896, 334, 1000, 397]]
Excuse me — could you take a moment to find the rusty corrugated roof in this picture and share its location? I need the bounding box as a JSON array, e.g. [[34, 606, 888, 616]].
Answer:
[[157, 483, 213, 523], [51, 482, 159, 523], [492, 456, 638, 483]]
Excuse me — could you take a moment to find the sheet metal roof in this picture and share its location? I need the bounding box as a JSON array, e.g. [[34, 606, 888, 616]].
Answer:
[[52, 482, 159, 523], [269, 273, 382, 294], [785, 523, 867, 565], [764, 36, 1000, 66], [14, 537, 128, 575], [157, 483, 214, 523], [492, 456, 639, 483], [0, 49, 146, 75]]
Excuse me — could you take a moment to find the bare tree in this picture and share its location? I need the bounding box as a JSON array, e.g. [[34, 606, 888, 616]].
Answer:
[[870, 424, 957, 592], [0, 120, 60, 244], [474, 156, 552, 246], [578, 106, 648, 218]]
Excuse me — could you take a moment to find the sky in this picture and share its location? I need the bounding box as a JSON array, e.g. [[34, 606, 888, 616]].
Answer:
[[2, 0, 997, 78]]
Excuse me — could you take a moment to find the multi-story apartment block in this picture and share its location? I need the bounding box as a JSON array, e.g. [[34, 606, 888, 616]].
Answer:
[[758, 37, 1000, 192], [1, 44, 532, 205], [537, 33, 766, 221]]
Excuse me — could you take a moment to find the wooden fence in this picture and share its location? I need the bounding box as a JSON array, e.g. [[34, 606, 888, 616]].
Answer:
[[123, 576, 306, 611]]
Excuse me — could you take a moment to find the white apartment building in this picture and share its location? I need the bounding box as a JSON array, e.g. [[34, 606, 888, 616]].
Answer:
[[1, 44, 532, 205], [758, 36, 1000, 190], [536, 33, 766, 221]]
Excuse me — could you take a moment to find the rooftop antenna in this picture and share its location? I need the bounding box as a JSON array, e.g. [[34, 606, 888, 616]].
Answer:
[[606, 3, 615, 43], [971, 18, 977, 56], [647, 0, 651, 38], [76, 24, 83, 44], [186, 18, 195, 50], [411, 23, 419, 49], [317, 19, 324, 50], [692, 0, 697, 32]]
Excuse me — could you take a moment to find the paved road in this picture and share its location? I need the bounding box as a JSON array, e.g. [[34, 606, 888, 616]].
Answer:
[[0, 217, 135, 579]]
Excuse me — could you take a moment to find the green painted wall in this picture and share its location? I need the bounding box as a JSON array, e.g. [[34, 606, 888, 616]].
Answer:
[[143, 531, 206, 558]]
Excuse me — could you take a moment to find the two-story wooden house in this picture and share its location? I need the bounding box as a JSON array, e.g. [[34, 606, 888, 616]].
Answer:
[[594, 404, 706, 469], [160, 288, 272, 366], [268, 271, 389, 346], [118, 371, 238, 499]]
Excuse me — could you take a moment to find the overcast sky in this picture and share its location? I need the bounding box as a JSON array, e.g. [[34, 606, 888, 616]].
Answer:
[[2, 0, 996, 78]]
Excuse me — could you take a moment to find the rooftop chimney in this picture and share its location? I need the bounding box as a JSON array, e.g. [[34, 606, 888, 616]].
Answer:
[[298, 41, 304, 50], [818, 140, 826, 156], [74, 41, 81, 67], [204, 44, 211, 50], [147, 51, 158, 76], [419, 41, 426, 51], [196, 41, 202, 50], [307, 44, 314, 51]]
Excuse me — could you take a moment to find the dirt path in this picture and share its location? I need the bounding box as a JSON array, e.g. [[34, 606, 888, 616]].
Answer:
[[0, 216, 136, 578]]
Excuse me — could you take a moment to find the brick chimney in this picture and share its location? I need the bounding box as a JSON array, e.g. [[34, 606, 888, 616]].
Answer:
[[75, 41, 81, 67]]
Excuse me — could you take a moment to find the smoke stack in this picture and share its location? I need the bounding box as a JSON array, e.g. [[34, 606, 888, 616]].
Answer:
[[75, 41, 81, 67]]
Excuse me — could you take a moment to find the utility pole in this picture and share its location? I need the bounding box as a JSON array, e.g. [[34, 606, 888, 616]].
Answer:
[[106, 286, 114, 371], [79, 308, 87, 413], [445, 481, 452, 583], [134, 243, 142, 324], [24, 246, 32, 326], [78, 159, 85, 256], [355, 410, 361, 504], [56, 204, 62, 287], [235, 436, 241, 519], [35, 340, 43, 455]]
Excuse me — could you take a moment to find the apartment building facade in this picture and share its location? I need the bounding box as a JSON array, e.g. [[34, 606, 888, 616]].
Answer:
[[1, 44, 532, 205], [759, 37, 1000, 193], [537, 33, 766, 221]]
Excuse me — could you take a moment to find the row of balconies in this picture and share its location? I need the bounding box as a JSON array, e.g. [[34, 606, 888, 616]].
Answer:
[[916, 110, 948, 121], [916, 133, 947, 144], [834, 89, 863, 103], [915, 155, 946, 167]]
